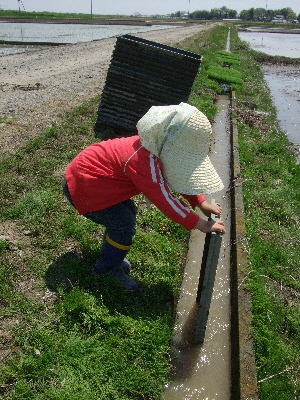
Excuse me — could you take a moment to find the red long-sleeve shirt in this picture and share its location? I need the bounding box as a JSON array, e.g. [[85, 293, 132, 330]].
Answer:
[[65, 136, 205, 231]]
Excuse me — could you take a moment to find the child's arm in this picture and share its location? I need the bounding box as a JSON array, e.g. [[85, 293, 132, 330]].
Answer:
[[197, 200, 222, 217], [181, 194, 222, 217], [195, 217, 225, 234]]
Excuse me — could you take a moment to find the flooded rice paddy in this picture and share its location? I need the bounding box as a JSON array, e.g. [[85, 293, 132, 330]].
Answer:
[[239, 30, 300, 163], [263, 64, 300, 163], [0, 22, 175, 55], [238, 30, 300, 58]]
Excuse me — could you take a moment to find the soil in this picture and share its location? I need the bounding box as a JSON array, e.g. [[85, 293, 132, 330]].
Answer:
[[0, 23, 214, 158]]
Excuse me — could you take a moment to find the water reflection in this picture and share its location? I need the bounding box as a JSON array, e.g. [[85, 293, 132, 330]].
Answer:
[[238, 31, 300, 58], [0, 22, 175, 45], [263, 64, 300, 163], [238, 30, 300, 163]]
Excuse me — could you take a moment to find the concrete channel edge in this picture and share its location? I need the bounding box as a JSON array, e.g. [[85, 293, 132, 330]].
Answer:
[[230, 91, 259, 400]]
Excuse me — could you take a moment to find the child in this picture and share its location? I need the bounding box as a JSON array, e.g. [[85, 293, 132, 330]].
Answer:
[[62, 103, 225, 292]]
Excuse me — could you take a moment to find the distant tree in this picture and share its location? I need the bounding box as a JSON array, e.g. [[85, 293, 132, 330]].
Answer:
[[238, 6, 297, 21], [278, 7, 297, 20], [220, 6, 230, 18], [239, 8, 255, 21], [188, 6, 297, 21], [239, 9, 249, 20], [190, 10, 211, 20], [228, 9, 237, 19], [265, 9, 275, 20], [254, 8, 266, 20], [171, 11, 181, 18], [210, 8, 222, 19], [248, 8, 255, 21]]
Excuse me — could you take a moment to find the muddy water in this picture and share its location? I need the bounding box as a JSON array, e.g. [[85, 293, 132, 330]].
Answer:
[[164, 96, 232, 399], [262, 64, 300, 163], [238, 31, 300, 58], [238, 31, 300, 163]]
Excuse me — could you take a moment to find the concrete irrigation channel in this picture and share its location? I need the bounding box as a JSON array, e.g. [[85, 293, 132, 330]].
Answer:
[[163, 93, 258, 400], [163, 30, 259, 400]]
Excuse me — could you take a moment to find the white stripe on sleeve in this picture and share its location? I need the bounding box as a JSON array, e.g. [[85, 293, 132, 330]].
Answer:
[[160, 183, 187, 218], [150, 155, 189, 219], [149, 154, 158, 183]]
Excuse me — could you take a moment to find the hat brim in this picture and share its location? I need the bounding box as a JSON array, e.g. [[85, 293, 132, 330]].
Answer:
[[161, 150, 224, 195]]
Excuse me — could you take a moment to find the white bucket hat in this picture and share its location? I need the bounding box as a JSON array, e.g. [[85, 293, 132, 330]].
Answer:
[[137, 102, 224, 195]]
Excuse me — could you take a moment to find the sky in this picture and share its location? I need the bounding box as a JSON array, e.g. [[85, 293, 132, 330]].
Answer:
[[0, 0, 299, 16]]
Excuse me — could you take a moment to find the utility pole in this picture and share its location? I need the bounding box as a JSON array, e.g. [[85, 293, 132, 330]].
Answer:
[[91, 0, 93, 19]]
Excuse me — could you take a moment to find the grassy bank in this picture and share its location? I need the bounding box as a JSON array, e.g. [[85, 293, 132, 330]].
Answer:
[[0, 24, 300, 399], [0, 98, 190, 399], [232, 38, 300, 400], [230, 28, 300, 398], [184, 24, 300, 398]]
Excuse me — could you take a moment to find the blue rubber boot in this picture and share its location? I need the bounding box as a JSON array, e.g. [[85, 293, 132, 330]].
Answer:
[[93, 235, 137, 292], [101, 231, 130, 273], [122, 258, 131, 274]]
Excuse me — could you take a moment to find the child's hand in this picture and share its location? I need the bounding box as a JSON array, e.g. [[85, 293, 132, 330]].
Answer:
[[198, 200, 222, 217], [196, 218, 226, 234]]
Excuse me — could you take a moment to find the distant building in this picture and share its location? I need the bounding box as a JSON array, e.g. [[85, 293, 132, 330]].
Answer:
[[271, 14, 287, 23]]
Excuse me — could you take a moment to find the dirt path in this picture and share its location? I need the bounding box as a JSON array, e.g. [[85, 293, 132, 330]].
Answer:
[[0, 23, 214, 157]]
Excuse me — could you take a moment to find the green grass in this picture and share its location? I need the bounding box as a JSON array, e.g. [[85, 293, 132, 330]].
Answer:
[[0, 117, 13, 125], [229, 27, 300, 397], [185, 24, 300, 397], [1, 23, 300, 399], [0, 98, 188, 399]]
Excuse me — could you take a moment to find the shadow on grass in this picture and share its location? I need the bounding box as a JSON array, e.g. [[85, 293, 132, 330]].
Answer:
[[44, 250, 175, 320]]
